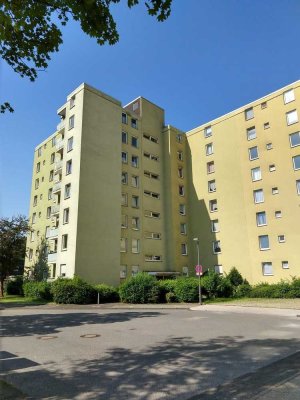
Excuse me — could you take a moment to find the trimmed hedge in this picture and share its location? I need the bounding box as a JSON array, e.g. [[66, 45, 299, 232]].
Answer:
[[174, 278, 199, 302], [94, 284, 119, 303], [249, 279, 300, 299], [23, 281, 52, 300], [119, 273, 160, 303], [51, 276, 95, 304]]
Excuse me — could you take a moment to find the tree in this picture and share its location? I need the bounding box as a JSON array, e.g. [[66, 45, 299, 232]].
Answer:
[[0, 0, 172, 113], [31, 237, 49, 281], [0, 215, 30, 297]]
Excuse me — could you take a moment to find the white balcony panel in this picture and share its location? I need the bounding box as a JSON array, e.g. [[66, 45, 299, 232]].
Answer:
[[48, 252, 57, 263]]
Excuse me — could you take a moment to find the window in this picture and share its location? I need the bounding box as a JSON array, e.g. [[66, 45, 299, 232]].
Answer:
[[67, 137, 73, 152], [143, 133, 158, 143], [132, 266, 139, 276], [264, 122, 270, 129], [272, 187, 279, 195], [145, 255, 162, 262], [180, 223, 187, 235], [37, 147, 42, 157], [179, 185, 184, 196], [131, 136, 138, 148], [144, 171, 159, 180], [293, 155, 300, 170], [259, 235, 269, 250], [266, 143, 273, 150], [211, 219, 219, 232], [283, 89, 295, 104], [132, 216, 139, 230], [179, 204, 186, 215], [132, 239, 140, 253], [206, 143, 214, 155], [120, 238, 127, 252], [63, 208, 69, 224], [144, 152, 159, 161], [61, 234, 68, 250], [122, 152, 128, 163], [290, 132, 300, 147], [36, 162, 40, 173], [214, 265, 223, 274], [275, 210, 282, 218], [176, 134, 183, 143], [144, 190, 160, 199], [122, 131, 127, 144], [177, 151, 183, 161], [40, 194, 43, 200], [245, 107, 254, 120], [35, 178, 39, 189], [69, 115, 75, 130], [120, 265, 127, 279], [145, 232, 161, 240], [28, 249, 33, 261], [45, 226, 50, 238], [247, 127, 256, 140], [249, 146, 259, 160], [261, 102, 267, 109], [131, 118, 138, 129], [251, 167, 261, 181], [122, 113, 127, 124], [207, 161, 215, 174], [64, 183, 71, 199], [178, 167, 183, 178], [213, 241, 221, 254], [121, 193, 128, 206], [49, 170, 54, 182], [121, 215, 127, 229], [269, 164, 276, 172], [278, 235, 285, 243], [297, 180, 300, 195], [256, 212, 267, 226], [208, 180, 216, 192], [262, 262, 273, 276], [282, 261, 289, 269], [48, 188, 52, 200], [46, 207, 51, 219], [131, 155, 138, 168], [253, 189, 264, 203], [33, 195, 37, 206], [32, 213, 36, 224], [122, 172, 128, 185], [66, 160, 72, 175], [132, 195, 139, 208], [60, 264, 66, 277], [209, 199, 218, 212], [145, 210, 160, 218], [70, 95, 75, 108], [52, 136, 56, 147], [181, 243, 188, 255], [131, 175, 139, 188], [204, 126, 212, 138], [286, 110, 298, 125]]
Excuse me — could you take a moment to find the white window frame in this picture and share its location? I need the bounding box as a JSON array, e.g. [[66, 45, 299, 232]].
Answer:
[[211, 219, 219, 232], [282, 261, 289, 269], [251, 167, 261, 181], [262, 262, 273, 276], [69, 115, 75, 130], [61, 234, 68, 251], [181, 243, 188, 256], [209, 199, 218, 212], [120, 238, 127, 252], [207, 161, 215, 174], [259, 235, 270, 250], [180, 223, 187, 235], [283, 89, 295, 104], [206, 143, 214, 155], [247, 127, 256, 141], [245, 107, 254, 120], [293, 155, 300, 171], [253, 189, 264, 204], [204, 126, 212, 138], [256, 212, 267, 227], [278, 235, 285, 243], [63, 208, 70, 224], [296, 180, 300, 195], [121, 215, 127, 229], [213, 240, 221, 254], [275, 210, 282, 218], [64, 183, 71, 199], [179, 204, 186, 215], [286, 110, 298, 125], [289, 132, 300, 148], [249, 146, 259, 161], [208, 180, 216, 192], [67, 137, 73, 152]]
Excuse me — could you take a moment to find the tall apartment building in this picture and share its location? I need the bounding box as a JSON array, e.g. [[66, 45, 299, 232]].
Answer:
[[25, 81, 300, 285]]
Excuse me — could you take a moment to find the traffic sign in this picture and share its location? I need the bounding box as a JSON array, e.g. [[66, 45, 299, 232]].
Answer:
[[195, 265, 203, 276]]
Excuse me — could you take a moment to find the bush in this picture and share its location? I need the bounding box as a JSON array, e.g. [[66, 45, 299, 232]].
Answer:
[[51, 276, 95, 304], [119, 273, 160, 304], [23, 281, 52, 300], [290, 278, 300, 298], [5, 276, 24, 295], [174, 278, 199, 302], [158, 280, 178, 303], [227, 267, 244, 287], [94, 284, 119, 303], [234, 283, 252, 298]]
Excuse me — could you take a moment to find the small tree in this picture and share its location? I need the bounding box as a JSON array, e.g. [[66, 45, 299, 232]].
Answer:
[[31, 237, 49, 281], [0, 215, 30, 297], [227, 267, 244, 287]]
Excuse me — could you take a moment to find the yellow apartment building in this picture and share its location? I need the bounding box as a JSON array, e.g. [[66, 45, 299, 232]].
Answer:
[[25, 81, 300, 285]]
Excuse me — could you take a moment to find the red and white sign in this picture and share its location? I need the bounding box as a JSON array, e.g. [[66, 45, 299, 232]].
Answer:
[[195, 265, 203, 276]]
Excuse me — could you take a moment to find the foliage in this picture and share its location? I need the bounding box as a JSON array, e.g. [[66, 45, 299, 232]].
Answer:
[[94, 283, 119, 303], [201, 271, 232, 298], [0, 215, 30, 297], [173, 277, 199, 302], [0, 0, 172, 112], [23, 281, 52, 300], [119, 273, 160, 303], [158, 279, 177, 302], [234, 283, 252, 298], [249, 279, 300, 299], [51, 276, 95, 304], [227, 267, 244, 287], [31, 237, 49, 281], [5, 276, 24, 295]]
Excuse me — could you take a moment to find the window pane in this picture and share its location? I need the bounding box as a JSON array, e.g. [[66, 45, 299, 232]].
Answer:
[[254, 189, 264, 203], [249, 146, 258, 160], [245, 108, 254, 120], [256, 212, 266, 226], [251, 167, 261, 181], [293, 155, 300, 170], [290, 132, 300, 147], [283, 89, 295, 104], [286, 110, 298, 125], [297, 180, 300, 195], [247, 127, 256, 140], [259, 235, 269, 250], [262, 262, 273, 275]]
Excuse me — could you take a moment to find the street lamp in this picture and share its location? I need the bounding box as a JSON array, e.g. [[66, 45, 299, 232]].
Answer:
[[193, 238, 202, 305]]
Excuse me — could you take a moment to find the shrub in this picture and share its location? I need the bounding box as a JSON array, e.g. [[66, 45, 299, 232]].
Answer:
[[94, 284, 119, 303], [165, 292, 177, 303], [158, 279, 178, 303], [174, 278, 199, 302], [5, 276, 24, 295], [23, 281, 52, 300], [249, 283, 277, 298], [234, 283, 252, 298], [290, 278, 300, 298], [51, 276, 95, 304], [227, 267, 244, 287], [217, 277, 234, 298], [119, 273, 159, 304]]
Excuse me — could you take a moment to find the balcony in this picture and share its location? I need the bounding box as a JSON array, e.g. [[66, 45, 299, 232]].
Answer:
[[48, 228, 59, 239], [51, 205, 60, 215], [57, 119, 65, 132], [48, 252, 57, 263], [52, 182, 61, 194], [54, 160, 63, 174], [56, 140, 64, 152]]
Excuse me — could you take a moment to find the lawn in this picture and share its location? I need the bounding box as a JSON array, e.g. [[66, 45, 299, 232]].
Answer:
[[0, 295, 50, 305]]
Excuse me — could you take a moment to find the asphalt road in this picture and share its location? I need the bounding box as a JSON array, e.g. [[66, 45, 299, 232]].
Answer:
[[1, 305, 300, 399]]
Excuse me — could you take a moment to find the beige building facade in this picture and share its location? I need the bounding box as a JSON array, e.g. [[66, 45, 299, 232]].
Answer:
[[25, 81, 300, 285]]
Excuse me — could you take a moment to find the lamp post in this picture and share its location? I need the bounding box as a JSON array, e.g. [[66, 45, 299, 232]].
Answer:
[[193, 237, 202, 305]]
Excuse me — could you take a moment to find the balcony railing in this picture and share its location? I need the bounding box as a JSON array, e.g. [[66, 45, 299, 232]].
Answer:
[[57, 119, 65, 132], [52, 182, 61, 193], [51, 205, 60, 215], [48, 228, 59, 239], [54, 160, 63, 173], [47, 252, 57, 263], [56, 140, 64, 151]]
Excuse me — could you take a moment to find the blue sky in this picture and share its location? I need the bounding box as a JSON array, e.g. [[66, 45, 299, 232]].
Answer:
[[1, 0, 300, 218]]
